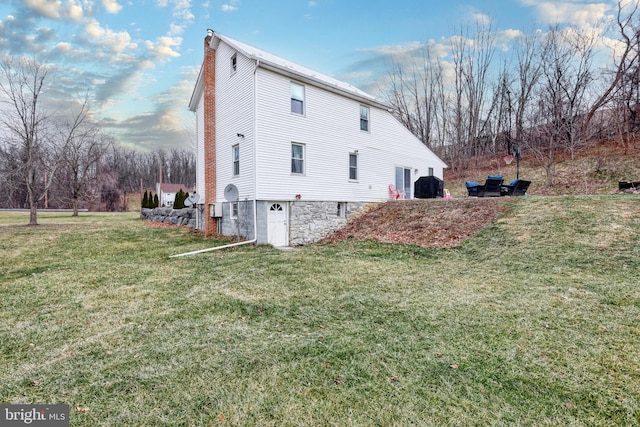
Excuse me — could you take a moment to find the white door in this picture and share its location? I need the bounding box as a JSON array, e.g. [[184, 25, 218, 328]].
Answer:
[[267, 203, 288, 246]]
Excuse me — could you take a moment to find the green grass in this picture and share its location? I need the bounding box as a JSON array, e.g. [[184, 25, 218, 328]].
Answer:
[[1, 200, 639, 426]]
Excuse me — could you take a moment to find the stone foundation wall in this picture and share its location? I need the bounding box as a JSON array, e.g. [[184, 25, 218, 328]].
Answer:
[[140, 207, 197, 228], [289, 201, 373, 246]]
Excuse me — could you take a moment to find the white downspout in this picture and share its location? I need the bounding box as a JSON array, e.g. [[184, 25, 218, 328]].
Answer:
[[169, 59, 262, 258]]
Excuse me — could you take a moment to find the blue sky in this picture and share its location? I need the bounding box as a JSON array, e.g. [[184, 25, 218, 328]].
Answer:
[[0, 0, 624, 151]]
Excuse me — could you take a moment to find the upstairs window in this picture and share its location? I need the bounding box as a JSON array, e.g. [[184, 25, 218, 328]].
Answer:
[[349, 152, 358, 181], [230, 54, 237, 75], [291, 143, 304, 174], [360, 105, 370, 131], [291, 82, 305, 115], [232, 144, 239, 176]]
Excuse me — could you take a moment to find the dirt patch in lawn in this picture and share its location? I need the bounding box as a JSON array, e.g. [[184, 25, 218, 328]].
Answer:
[[322, 198, 510, 248]]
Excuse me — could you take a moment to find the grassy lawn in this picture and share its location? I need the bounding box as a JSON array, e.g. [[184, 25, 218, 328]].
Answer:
[[1, 198, 639, 426]]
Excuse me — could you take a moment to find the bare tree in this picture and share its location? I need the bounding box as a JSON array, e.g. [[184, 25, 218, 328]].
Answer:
[[527, 26, 596, 185], [512, 30, 545, 155], [385, 43, 445, 150], [446, 22, 497, 169], [583, 0, 640, 145], [57, 109, 112, 215], [0, 57, 59, 225]]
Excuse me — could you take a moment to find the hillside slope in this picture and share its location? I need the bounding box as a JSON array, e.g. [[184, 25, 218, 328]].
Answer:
[[322, 198, 508, 248]]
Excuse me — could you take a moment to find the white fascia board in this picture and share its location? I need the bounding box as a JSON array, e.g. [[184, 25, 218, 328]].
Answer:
[[188, 64, 204, 112]]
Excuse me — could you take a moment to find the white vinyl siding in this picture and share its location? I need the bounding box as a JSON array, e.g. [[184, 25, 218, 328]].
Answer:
[[192, 33, 446, 243], [254, 68, 445, 202], [215, 41, 255, 200]]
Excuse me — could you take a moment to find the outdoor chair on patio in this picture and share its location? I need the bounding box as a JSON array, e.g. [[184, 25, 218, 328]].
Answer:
[[503, 179, 531, 196], [465, 181, 480, 197], [477, 175, 504, 197]]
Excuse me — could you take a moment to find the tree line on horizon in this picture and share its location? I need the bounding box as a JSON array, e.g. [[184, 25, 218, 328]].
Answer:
[[384, 0, 639, 185], [2, 1, 638, 225], [0, 55, 195, 225]]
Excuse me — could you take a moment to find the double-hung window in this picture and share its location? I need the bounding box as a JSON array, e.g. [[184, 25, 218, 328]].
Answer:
[[291, 143, 304, 174], [291, 82, 305, 115], [232, 144, 240, 176], [349, 152, 358, 181], [360, 105, 370, 131]]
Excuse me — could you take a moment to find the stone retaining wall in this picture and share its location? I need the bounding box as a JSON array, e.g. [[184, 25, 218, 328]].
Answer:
[[289, 201, 372, 246], [140, 207, 197, 228]]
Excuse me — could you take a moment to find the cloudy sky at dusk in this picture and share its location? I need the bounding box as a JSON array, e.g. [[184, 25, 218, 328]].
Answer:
[[0, 0, 626, 152]]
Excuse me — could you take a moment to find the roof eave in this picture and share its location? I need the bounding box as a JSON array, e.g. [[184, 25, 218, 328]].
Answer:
[[188, 65, 204, 112]]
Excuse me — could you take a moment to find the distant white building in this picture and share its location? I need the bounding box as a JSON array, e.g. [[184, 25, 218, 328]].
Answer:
[[156, 183, 188, 208], [189, 30, 447, 246]]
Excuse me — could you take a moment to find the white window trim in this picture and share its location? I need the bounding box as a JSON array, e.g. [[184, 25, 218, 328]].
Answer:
[[360, 105, 370, 132], [290, 82, 305, 116], [232, 144, 240, 176], [349, 152, 358, 181], [291, 142, 305, 175]]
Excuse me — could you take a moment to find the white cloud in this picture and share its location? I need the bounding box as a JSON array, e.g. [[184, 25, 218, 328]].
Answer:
[[308, 1, 317, 6], [169, 23, 184, 36], [23, 0, 62, 20], [85, 18, 136, 53], [519, 0, 612, 29], [156, 0, 194, 23], [221, 0, 239, 12], [146, 36, 182, 60], [67, 0, 84, 21], [102, 0, 123, 14], [54, 41, 73, 51], [472, 12, 492, 27]]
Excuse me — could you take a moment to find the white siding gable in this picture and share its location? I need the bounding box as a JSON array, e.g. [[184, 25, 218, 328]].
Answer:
[[254, 68, 445, 202]]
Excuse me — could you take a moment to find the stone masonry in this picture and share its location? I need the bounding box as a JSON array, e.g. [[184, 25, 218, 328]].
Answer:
[[140, 207, 197, 228], [288, 201, 372, 246]]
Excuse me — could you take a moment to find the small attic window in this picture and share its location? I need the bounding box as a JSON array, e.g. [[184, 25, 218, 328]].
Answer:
[[230, 53, 237, 75]]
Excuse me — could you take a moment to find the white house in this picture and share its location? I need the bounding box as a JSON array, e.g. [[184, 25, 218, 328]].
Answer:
[[156, 183, 188, 207], [189, 29, 447, 246]]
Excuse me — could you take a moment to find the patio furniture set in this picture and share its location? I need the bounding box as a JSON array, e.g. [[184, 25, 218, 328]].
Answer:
[[465, 176, 531, 197]]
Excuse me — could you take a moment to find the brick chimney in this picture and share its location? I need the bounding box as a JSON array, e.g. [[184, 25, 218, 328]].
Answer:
[[203, 29, 218, 236]]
